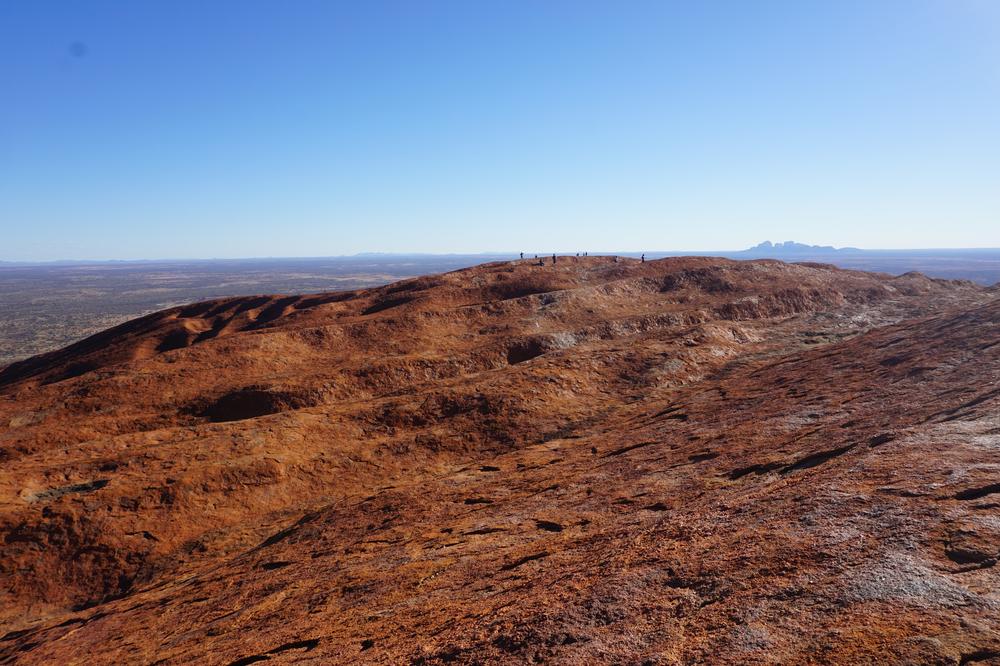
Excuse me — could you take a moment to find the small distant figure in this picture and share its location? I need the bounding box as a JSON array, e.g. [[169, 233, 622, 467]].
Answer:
[[520, 252, 524, 260], [552, 254, 557, 265], [576, 252, 579, 257], [534, 254, 538, 259], [641, 254, 645, 263]]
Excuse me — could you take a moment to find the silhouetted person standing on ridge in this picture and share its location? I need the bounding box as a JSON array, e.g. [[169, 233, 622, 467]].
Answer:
[[641, 254, 645, 263], [520, 252, 524, 259], [552, 254, 557, 265]]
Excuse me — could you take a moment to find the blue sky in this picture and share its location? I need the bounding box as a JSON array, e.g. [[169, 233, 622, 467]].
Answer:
[[1, 1, 998, 260]]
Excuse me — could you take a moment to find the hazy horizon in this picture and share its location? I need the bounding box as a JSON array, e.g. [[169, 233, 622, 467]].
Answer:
[[6, 242, 1000, 265]]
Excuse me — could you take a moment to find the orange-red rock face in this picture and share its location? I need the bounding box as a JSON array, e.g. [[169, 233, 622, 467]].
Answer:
[[1, 256, 999, 664]]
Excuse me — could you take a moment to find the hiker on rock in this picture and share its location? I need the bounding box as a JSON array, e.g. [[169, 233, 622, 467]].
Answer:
[[641, 253, 645, 263], [520, 252, 524, 259], [552, 254, 557, 265]]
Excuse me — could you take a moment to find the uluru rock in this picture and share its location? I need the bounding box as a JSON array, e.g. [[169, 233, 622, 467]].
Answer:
[[1, 256, 999, 664]]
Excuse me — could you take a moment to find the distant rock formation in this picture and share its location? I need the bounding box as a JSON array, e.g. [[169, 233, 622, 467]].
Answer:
[[740, 240, 862, 255]]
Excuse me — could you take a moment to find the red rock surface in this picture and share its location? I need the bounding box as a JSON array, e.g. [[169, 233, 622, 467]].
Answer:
[[1, 256, 999, 664]]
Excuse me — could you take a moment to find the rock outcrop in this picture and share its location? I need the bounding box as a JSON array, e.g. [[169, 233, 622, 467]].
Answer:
[[1, 256, 998, 664]]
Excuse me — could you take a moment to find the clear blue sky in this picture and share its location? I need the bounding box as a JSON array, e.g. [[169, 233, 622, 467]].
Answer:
[[2, 1, 998, 260]]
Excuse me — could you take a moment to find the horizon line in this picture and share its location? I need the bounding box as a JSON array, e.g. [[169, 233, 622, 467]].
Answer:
[[5, 245, 1000, 265]]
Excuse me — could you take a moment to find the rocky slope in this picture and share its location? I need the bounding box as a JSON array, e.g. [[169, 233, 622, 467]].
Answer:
[[1, 256, 998, 664]]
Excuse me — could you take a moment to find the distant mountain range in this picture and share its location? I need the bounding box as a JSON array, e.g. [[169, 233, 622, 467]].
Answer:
[[736, 241, 862, 255]]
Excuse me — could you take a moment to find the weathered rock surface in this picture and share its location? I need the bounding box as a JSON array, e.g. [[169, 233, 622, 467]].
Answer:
[[1, 256, 998, 664]]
